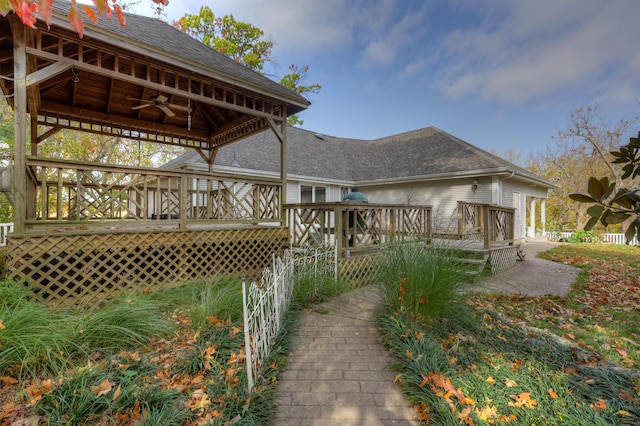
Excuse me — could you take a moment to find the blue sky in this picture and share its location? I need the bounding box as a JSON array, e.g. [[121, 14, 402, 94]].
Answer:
[[132, 0, 640, 158]]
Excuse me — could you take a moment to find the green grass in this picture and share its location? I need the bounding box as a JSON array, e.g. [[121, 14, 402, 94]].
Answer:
[[1, 255, 351, 425], [379, 243, 640, 424]]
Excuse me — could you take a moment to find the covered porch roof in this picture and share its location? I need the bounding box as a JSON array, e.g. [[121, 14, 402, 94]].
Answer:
[[1, 3, 309, 234], [0, 3, 309, 158]]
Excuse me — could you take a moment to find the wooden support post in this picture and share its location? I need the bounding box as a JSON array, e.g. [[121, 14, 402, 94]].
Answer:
[[10, 18, 27, 235], [268, 116, 286, 226], [179, 175, 187, 229], [482, 205, 490, 249]]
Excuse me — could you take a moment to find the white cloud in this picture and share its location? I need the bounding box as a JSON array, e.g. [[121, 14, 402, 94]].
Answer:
[[436, 0, 640, 106]]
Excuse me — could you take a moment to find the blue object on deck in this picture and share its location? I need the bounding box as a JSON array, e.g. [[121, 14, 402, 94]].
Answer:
[[342, 188, 368, 203]]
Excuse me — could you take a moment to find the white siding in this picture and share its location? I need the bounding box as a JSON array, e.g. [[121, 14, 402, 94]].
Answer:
[[359, 178, 491, 231], [286, 181, 300, 203]]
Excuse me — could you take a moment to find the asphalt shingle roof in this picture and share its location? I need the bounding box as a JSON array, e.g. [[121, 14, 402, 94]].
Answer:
[[167, 126, 552, 187]]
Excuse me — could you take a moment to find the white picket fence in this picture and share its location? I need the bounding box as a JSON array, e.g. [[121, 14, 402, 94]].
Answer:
[[547, 231, 639, 245], [0, 222, 13, 246], [242, 245, 337, 391]]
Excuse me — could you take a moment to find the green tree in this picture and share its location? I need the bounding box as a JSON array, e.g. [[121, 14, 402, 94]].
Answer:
[[173, 7, 273, 73], [529, 106, 638, 232], [173, 7, 321, 125], [279, 64, 321, 126], [570, 133, 640, 243]]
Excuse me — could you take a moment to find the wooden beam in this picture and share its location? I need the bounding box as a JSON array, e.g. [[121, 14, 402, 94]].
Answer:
[[36, 125, 63, 144], [26, 47, 286, 121], [25, 62, 71, 88], [267, 117, 284, 143]]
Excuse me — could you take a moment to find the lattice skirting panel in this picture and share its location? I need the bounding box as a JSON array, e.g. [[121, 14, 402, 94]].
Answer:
[[489, 245, 519, 275], [5, 227, 288, 307], [338, 253, 381, 287]]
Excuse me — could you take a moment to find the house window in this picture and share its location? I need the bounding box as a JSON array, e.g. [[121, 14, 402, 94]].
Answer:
[[301, 185, 326, 203], [340, 187, 350, 200]]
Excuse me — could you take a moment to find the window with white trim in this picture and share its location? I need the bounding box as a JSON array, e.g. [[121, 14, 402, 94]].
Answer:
[[301, 185, 327, 203]]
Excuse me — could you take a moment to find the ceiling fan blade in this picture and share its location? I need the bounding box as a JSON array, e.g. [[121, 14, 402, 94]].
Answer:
[[155, 95, 169, 103], [168, 104, 192, 113], [158, 105, 176, 117], [131, 104, 152, 110]]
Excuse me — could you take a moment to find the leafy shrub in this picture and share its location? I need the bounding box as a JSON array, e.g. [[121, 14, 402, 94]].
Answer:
[[567, 230, 601, 243]]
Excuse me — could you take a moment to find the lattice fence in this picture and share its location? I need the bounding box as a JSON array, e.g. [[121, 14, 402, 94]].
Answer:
[[339, 252, 382, 287], [489, 245, 519, 275], [5, 227, 288, 307], [243, 245, 336, 391]]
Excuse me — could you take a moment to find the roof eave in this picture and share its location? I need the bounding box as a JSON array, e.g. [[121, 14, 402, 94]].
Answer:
[[355, 167, 556, 188]]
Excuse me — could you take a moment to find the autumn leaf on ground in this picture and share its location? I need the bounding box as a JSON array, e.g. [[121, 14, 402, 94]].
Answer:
[[1, 375, 18, 385], [475, 405, 499, 422], [505, 378, 518, 388], [508, 392, 538, 409], [616, 347, 629, 358], [113, 384, 122, 401], [230, 326, 242, 338], [188, 389, 211, 410], [590, 398, 607, 411], [91, 379, 115, 397], [457, 407, 474, 425], [548, 388, 558, 399], [486, 376, 496, 385], [0, 401, 20, 419], [618, 389, 635, 401]]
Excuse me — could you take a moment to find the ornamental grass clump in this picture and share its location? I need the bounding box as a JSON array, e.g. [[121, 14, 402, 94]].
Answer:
[[0, 280, 76, 377], [377, 242, 475, 320]]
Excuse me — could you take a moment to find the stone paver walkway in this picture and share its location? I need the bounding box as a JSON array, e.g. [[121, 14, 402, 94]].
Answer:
[[273, 286, 419, 425]]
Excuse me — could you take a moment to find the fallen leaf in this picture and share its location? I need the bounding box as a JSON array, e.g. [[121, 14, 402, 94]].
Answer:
[[91, 379, 115, 397], [475, 405, 499, 422], [505, 378, 518, 388], [590, 398, 606, 411], [618, 389, 635, 401], [486, 376, 496, 385], [113, 384, 122, 401], [8, 416, 40, 426], [189, 390, 211, 410], [616, 410, 632, 417], [0, 375, 18, 385], [508, 392, 538, 409], [547, 388, 557, 399], [0, 401, 20, 418], [616, 347, 629, 358]]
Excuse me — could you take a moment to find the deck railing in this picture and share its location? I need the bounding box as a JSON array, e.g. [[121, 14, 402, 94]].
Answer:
[[457, 201, 515, 248], [285, 202, 432, 257], [25, 157, 282, 233]]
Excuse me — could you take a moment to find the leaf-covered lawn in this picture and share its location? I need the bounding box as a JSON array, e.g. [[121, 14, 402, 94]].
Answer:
[[0, 283, 289, 426], [380, 243, 640, 425]]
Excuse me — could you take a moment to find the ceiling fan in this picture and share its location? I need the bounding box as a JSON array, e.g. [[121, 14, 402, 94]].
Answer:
[[129, 95, 191, 117]]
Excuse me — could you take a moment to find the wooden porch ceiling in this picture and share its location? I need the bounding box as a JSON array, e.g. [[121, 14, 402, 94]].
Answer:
[[0, 9, 308, 154]]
